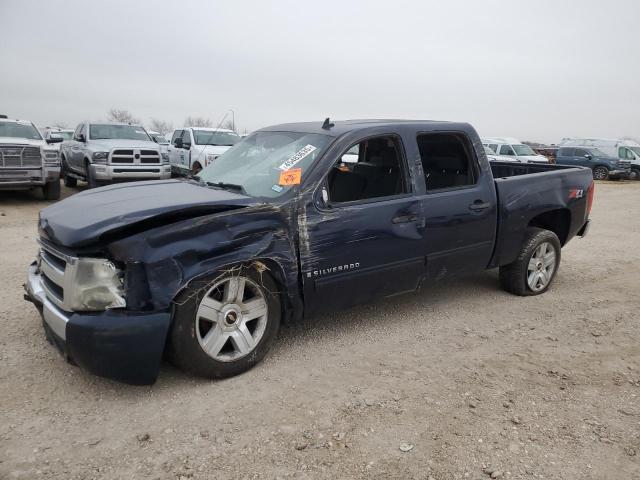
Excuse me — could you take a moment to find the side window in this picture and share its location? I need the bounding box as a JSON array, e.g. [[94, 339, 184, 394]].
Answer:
[[574, 148, 588, 157], [558, 148, 574, 157], [327, 135, 407, 203], [500, 145, 515, 155], [181, 130, 192, 145], [619, 147, 631, 159], [488, 144, 498, 152], [171, 130, 182, 143], [417, 133, 477, 191]]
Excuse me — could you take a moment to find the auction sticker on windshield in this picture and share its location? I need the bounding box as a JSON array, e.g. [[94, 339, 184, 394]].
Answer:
[[279, 145, 317, 171], [279, 168, 302, 186]]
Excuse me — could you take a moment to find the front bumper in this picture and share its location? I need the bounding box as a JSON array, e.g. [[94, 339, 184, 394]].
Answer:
[[608, 169, 631, 179], [25, 262, 171, 385], [0, 165, 60, 189], [90, 164, 172, 181]]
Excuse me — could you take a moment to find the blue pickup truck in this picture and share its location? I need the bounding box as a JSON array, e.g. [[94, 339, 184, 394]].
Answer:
[[25, 119, 594, 384]]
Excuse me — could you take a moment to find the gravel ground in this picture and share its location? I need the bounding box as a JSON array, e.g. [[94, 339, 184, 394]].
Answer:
[[1, 181, 639, 480]]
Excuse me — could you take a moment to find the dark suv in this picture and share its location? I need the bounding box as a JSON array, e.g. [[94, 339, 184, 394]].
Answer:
[[556, 147, 630, 180]]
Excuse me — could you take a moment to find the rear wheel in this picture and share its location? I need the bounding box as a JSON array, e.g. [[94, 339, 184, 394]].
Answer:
[[630, 167, 640, 181], [170, 267, 281, 379], [499, 227, 561, 296], [592, 166, 608, 180], [42, 180, 61, 200], [61, 156, 77, 187]]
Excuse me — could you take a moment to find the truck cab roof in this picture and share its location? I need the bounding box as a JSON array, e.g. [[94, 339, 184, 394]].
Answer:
[[260, 119, 466, 137]]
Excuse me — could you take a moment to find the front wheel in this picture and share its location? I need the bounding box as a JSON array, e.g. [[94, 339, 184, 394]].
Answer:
[[592, 166, 609, 180], [499, 227, 561, 296], [169, 267, 281, 379], [86, 163, 102, 189], [630, 167, 640, 181], [42, 180, 61, 200]]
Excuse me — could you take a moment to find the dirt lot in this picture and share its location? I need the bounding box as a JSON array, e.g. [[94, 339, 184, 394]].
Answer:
[[1, 181, 639, 480]]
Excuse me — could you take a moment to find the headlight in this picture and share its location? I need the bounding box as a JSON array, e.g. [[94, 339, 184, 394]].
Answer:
[[43, 150, 59, 164], [68, 258, 126, 311], [161, 152, 170, 163], [92, 151, 109, 164]]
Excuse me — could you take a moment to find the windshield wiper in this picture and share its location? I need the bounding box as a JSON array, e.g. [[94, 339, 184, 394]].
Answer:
[[205, 181, 246, 194]]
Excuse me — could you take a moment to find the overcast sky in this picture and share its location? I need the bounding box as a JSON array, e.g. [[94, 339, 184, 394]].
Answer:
[[1, 0, 638, 143]]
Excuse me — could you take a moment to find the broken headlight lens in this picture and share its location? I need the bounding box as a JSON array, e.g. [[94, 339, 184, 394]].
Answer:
[[68, 258, 126, 311]]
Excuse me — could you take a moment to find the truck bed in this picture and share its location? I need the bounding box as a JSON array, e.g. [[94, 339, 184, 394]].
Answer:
[[489, 162, 593, 269]]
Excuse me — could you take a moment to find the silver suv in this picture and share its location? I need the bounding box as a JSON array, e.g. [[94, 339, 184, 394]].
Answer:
[[60, 122, 171, 188], [0, 115, 62, 199]]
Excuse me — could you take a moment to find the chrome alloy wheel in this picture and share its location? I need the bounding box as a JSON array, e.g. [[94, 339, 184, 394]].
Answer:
[[195, 276, 268, 362], [527, 241, 557, 292]]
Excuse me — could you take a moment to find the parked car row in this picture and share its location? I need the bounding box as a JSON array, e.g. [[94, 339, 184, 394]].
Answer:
[[482, 135, 638, 181]]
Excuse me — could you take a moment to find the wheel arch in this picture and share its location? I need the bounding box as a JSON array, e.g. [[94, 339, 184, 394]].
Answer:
[[171, 257, 298, 325], [527, 209, 571, 246]]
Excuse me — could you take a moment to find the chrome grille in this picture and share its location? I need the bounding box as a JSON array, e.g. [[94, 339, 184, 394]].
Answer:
[[38, 241, 78, 312], [0, 145, 42, 168], [109, 148, 160, 165]]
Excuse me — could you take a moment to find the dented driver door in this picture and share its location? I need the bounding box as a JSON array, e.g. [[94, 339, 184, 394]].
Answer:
[[298, 133, 426, 315]]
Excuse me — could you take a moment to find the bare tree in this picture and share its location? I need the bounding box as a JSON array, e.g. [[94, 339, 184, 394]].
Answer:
[[221, 120, 235, 132], [149, 118, 173, 134], [107, 108, 140, 124], [184, 116, 213, 128]]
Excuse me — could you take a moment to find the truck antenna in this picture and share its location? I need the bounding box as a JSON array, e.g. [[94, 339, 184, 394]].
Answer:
[[322, 117, 334, 130]]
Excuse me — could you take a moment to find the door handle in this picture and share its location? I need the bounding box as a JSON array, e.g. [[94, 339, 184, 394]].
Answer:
[[469, 201, 491, 211], [392, 214, 419, 224]]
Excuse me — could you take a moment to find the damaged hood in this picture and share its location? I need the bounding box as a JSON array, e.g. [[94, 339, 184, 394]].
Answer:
[[39, 180, 255, 248]]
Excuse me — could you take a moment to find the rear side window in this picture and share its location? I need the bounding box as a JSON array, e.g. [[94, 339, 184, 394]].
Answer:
[[574, 148, 588, 157], [417, 133, 477, 191], [558, 148, 574, 156], [499, 145, 515, 155]]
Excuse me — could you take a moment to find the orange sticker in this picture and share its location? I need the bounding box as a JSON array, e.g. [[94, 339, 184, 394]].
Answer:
[[279, 168, 302, 186]]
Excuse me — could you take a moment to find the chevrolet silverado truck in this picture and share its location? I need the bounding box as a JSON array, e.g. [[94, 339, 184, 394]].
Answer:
[[60, 122, 171, 188], [0, 115, 62, 199], [25, 119, 594, 385]]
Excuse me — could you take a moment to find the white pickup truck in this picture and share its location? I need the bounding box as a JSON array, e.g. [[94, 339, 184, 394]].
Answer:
[[168, 127, 241, 175], [60, 122, 171, 188], [0, 115, 62, 199]]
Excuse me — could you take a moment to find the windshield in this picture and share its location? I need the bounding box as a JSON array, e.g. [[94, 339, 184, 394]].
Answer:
[[590, 148, 610, 157], [512, 144, 536, 156], [198, 131, 332, 198], [89, 124, 151, 141], [149, 133, 169, 144], [0, 121, 42, 140], [194, 130, 241, 146], [629, 146, 640, 156]]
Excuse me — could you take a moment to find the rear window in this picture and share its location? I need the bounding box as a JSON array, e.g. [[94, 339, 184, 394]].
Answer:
[[558, 148, 574, 156]]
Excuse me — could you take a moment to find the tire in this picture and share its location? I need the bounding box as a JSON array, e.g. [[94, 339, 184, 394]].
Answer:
[[42, 180, 61, 200], [499, 227, 561, 296], [191, 162, 202, 176], [169, 266, 281, 379], [61, 157, 78, 187], [86, 162, 101, 189], [631, 167, 640, 181], [592, 166, 609, 181]]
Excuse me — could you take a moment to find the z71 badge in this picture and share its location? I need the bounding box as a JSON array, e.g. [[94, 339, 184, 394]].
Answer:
[[569, 188, 584, 199]]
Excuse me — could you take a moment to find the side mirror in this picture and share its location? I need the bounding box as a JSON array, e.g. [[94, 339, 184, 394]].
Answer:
[[584, 153, 592, 159], [151, 137, 158, 143], [77, 133, 86, 143], [317, 186, 330, 208], [174, 137, 183, 148], [183, 142, 191, 150], [46, 136, 63, 144]]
